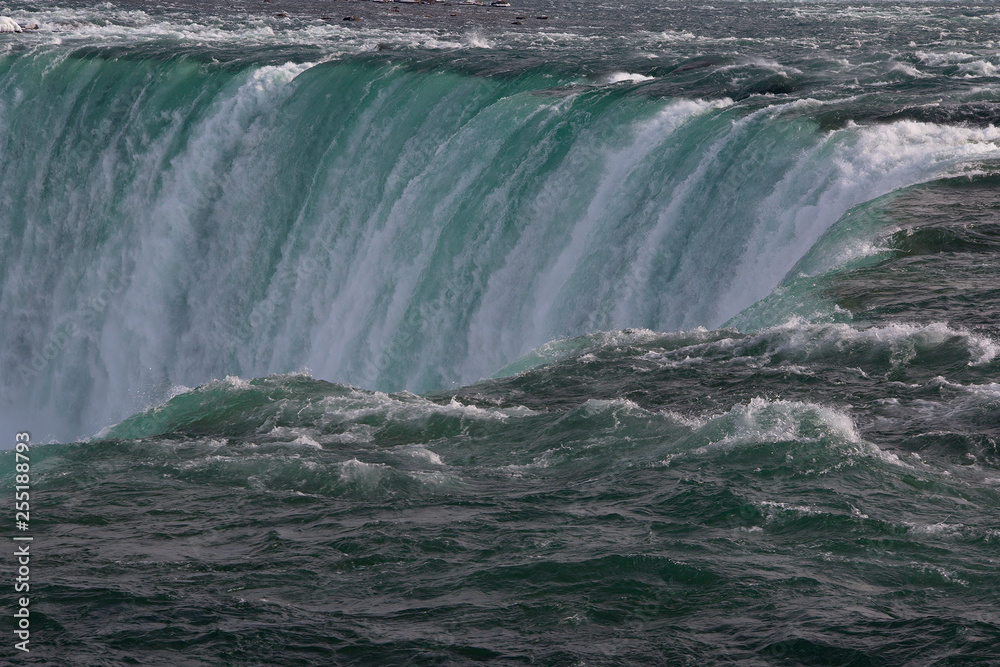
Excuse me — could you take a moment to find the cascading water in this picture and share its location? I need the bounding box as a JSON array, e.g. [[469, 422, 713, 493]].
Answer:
[[3, 53, 1000, 441]]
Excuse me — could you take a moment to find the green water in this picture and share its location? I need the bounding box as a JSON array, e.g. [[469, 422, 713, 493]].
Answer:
[[2, 0, 1000, 663]]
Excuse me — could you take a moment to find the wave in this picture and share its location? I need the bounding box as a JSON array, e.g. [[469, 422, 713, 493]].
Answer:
[[3, 51, 1000, 439], [79, 370, 905, 499], [492, 320, 1000, 380]]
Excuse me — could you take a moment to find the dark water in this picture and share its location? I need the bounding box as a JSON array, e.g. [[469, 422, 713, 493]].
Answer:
[[2, 0, 1000, 664]]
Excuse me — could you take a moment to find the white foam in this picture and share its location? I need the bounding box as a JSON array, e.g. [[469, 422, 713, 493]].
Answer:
[[579, 397, 644, 415], [914, 51, 977, 66], [261, 426, 324, 447], [642, 321, 999, 372], [922, 566, 969, 586], [715, 397, 861, 448], [221, 375, 253, 390], [718, 57, 803, 78], [735, 526, 763, 533], [889, 62, 925, 78], [338, 457, 388, 481], [317, 389, 534, 425], [0, 16, 22, 33], [463, 31, 493, 49], [401, 446, 445, 465], [680, 397, 909, 470], [766, 320, 1000, 367], [958, 60, 999, 77], [904, 521, 966, 537], [760, 500, 819, 515], [644, 30, 699, 43], [291, 434, 322, 448], [597, 72, 655, 85]]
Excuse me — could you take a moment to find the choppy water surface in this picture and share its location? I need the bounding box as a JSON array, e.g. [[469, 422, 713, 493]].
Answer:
[[2, 0, 1000, 664]]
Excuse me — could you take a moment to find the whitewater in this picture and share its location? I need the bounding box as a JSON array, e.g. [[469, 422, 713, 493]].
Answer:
[[1, 0, 999, 664]]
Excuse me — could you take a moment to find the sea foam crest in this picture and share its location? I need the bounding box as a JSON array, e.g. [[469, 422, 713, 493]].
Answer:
[[679, 398, 907, 470], [317, 390, 534, 425], [596, 72, 655, 85], [693, 397, 860, 449], [636, 320, 999, 372], [764, 320, 1000, 367]]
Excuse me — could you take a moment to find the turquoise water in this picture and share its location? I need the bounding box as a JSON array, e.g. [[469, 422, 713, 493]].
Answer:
[[2, 0, 1000, 663]]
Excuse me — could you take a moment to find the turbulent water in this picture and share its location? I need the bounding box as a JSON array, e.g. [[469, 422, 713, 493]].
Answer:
[[2, 0, 1000, 664]]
